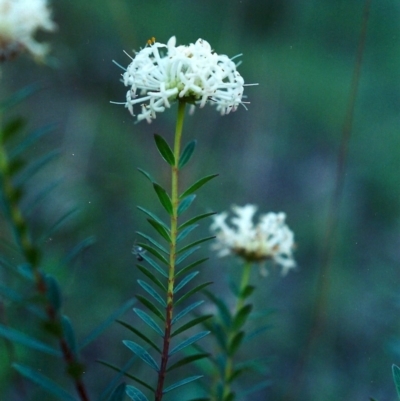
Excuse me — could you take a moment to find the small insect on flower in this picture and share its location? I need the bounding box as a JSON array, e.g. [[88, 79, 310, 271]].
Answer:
[[146, 36, 156, 46], [132, 244, 146, 262]]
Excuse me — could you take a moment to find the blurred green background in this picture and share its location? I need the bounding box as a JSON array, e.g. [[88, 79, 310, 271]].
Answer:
[[1, 0, 400, 400]]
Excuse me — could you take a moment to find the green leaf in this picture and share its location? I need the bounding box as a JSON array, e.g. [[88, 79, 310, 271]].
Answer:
[[45, 274, 62, 312], [153, 183, 173, 215], [10, 124, 55, 159], [108, 383, 126, 401], [126, 385, 149, 401], [203, 291, 232, 327], [167, 354, 209, 372], [177, 195, 196, 216], [177, 236, 215, 255], [79, 298, 136, 350], [171, 315, 213, 337], [178, 212, 216, 231], [136, 295, 165, 321], [172, 301, 204, 325], [176, 258, 209, 278], [62, 236, 96, 266], [169, 331, 210, 356], [178, 140, 196, 169], [154, 134, 175, 166], [0, 324, 61, 356], [7, 158, 26, 176], [146, 219, 171, 243], [39, 208, 79, 244], [98, 359, 155, 394], [137, 167, 155, 183], [137, 280, 166, 307], [163, 375, 203, 393], [176, 224, 198, 243], [136, 231, 168, 255], [180, 174, 218, 199], [228, 331, 245, 356], [232, 304, 253, 331], [136, 264, 166, 291], [174, 271, 199, 294], [133, 308, 164, 336], [176, 246, 201, 265], [2, 117, 26, 144], [0, 82, 41, 111], [137, 206, 169, 231], [61, 316, 77, 357], [241, 285, 255, 299], [117, 320, 161, 353], [393, 364, 400, 399], [13, 363, 78, 401], [139, 252, 168, 278], [138, 243, 169, 268], [175, 282, 213, 307], [123, 340, 159, 372]]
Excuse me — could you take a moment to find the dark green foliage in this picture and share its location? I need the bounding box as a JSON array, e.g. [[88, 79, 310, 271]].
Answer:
[[12, 363, 78, 401], [178, 194, 196, 215], [137, 167, 155, 183], [167, 354, 210, 372], [137, 280, 166, 307], [177, 236, 215, 255], [171, 300, 204, 325], [117, 320, 161, 353], [179, 174, 218, 199], [175, 282, 213, 306], [154, 134, 175, 166], [169, 331, 210, 356], [152, 183, 173, 215], [136, 206, 169, 231], [62, 315, 78, 357], [136, 231, 168, 255], [231, 305, 253, 331], [138, 251, 168, 278], [62, 236, 96, 266], [176, 224, 199, 242], [133, 308, 164, 336], [123, 340, 160, 372], [171, 315, 213, 337], [176, 258, 209, 277], [163, 375, 203, 393], [136, 264, 166, 291], [125, 385, 149, 401], [138, 242, 169, 266], [174, 271, 199, 294], [178, 140, 196, 169], [136, 295, 165, 321], [1, 117, 27, 144], [45, 274, 62, 312], [146, 219, 171, 243], [178, 212, 216, 231], [108, 383, 126, 401], [393, 364, 400, 399]]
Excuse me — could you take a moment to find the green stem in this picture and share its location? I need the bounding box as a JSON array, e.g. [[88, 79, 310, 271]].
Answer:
[[155, 100, 186, 401], [221, 261, 252, 400]]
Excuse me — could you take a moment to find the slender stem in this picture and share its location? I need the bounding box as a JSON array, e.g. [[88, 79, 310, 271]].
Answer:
[[155, 100, 186, 401], [0, 111, 90, 401], [221, 261, 252, 400]]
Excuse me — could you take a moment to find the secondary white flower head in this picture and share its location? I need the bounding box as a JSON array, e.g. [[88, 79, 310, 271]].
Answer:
[[210, 204, 296, 275], [0, 0, 56, 62], [121, 36, 249, 123]]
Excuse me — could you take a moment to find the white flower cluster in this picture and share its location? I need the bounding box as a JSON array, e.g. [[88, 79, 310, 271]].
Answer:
[[121, 36, 248, 123], [0, 0, 56, 62], [210, 204, 296, 275]]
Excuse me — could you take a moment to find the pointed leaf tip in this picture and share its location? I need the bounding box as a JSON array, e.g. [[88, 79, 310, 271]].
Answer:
[[154, 134, 175, 166]]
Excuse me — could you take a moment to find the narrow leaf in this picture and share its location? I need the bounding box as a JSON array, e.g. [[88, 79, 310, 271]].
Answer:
[[136, 264, 166, 291], [146, 219, 171, 243], [126, 385, 149, 401], [61, 316, 77, 357], [176, 258, 208, 278], [133, 308, 164, 336], [203, 291, 232, 327], [176, 224, 198, 243], [163, 375, 203, 393], [0, 82, 41, 111], [0, 324, 61, 356], [13, 363, 77, 401], [136, 231, 168, 254], [136, 295, 165, 321], [174, 272, 199, 294], [139, 243, 169, 267], [172, 301, 204, 325], [167, 354, 209, 372], [45, 274, 62, 312], [175, 282, 213, 307], [139, 252, 168, 278], [154, 134, 175, 165], [393, 364, 400, 400], [169, 331, 210, 356], [137, 168, 155, 183], [138, 280, 166, 307], [176, 246, 201, 265], [62, 236, 96, 266], [108, 383, 126, 401], [39, 208, 79, 244], [98, 360, 154, 393], [172, 315, 213, 337], [178, 140, 197, 169], [241, 285, 255, 299], [117, 320, 161, 353], [178, 212, 216, 231], [80, 298, 136, 349], [137, 206, 169, 231], [180, 174, 218, 199], [228, 331, 245, 356], [123, 340, 159, 372], [153, 183, 173, 215], [177, 195, 196, 216], [232, 304, 253, 331], [177, 236, 215, 255]]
